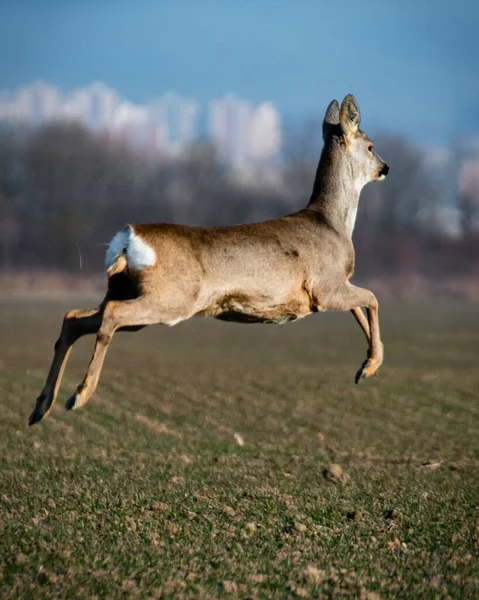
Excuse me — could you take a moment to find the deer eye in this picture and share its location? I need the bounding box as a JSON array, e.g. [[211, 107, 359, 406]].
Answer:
[[368, 145, 373, 152]]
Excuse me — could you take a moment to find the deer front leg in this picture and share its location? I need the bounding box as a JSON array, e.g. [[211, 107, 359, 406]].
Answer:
[[324, 284, 383, 383], [351, 307, 370, 342], [354, 292, 383, 384]]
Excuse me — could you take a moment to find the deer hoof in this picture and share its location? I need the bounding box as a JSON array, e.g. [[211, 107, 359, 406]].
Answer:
[[355, 365, 368, 384], [28, 394, 49, 426], [65, 393, 82, 410], [355, 358, 379, 384], [28, 405, 45, 426]]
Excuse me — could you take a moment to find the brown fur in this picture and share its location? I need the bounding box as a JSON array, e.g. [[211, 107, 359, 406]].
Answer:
[[29, 94, 389, 425]]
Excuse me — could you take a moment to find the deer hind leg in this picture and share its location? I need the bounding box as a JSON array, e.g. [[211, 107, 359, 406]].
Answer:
[[325, 284, 383, 383], [65, 297, 180, 411], [28, 308, 103, 425]]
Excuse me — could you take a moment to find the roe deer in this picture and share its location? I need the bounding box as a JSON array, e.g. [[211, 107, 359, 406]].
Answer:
[[29, 94, 389, 426]]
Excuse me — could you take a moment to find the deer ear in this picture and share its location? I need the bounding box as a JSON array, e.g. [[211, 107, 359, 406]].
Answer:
[[322, 99, 340, 139], [339, 94, 360, 135]]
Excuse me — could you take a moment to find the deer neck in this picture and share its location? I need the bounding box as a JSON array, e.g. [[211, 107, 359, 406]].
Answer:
[[306, 142, 362, 239]]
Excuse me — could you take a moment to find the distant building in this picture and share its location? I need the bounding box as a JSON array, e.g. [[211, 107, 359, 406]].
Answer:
[[209, 95, 254, 168], [209, 95, 282, 169], [459, 156, 479, 232], [150, 92, 198, 154], [0, 81, 61, 123], [0, 82, 280, 171], [63, 82, 119, 128]]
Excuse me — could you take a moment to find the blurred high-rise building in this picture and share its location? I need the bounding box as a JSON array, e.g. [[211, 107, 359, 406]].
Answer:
[[62, 82, 119, 128], [209, 94, 282, 169], [150, 92, 198, 154], [0, 81, 61, 124], [0, 82, 281, 169], [0, 82, 200, 156], [209, 95, 254, 168]]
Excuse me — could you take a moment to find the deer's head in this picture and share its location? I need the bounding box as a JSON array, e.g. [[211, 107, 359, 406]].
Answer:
[[323, 94, 389, 189]]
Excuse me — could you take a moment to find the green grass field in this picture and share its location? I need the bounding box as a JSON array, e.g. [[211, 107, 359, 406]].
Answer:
[[1, 296, 478, 599]]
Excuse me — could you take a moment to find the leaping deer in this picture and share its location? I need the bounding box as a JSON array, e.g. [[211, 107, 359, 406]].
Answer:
[[29, 94, 389, 426]]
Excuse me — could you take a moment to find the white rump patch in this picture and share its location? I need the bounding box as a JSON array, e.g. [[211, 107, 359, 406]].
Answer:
[[127, 230, 157, 269], [105, 226, 157, 271], [105, 229, 129, 269]]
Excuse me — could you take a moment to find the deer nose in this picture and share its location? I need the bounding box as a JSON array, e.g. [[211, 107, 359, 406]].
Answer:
[[380, 164, 389, 177]]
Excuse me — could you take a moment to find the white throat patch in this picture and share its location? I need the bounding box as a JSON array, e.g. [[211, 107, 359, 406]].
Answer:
[[345, 205, 358, 237]]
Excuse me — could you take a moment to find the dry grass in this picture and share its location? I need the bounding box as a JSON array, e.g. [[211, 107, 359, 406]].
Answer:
[[0, 296, 478, 598]]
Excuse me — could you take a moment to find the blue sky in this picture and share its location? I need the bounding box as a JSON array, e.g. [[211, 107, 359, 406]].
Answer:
[[0, 0, 478, 144]]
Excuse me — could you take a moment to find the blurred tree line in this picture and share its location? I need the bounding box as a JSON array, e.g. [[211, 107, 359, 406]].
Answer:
[[0, 120, 478, 279]]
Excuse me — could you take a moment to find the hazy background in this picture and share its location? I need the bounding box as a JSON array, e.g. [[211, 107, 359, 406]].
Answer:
[[0, 0, 478, 297]]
